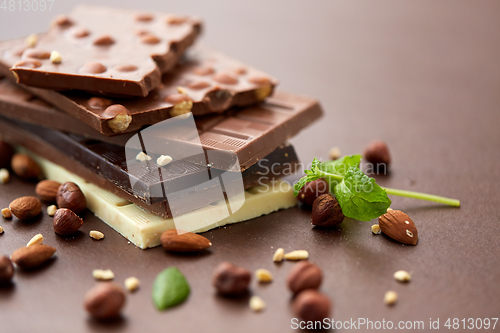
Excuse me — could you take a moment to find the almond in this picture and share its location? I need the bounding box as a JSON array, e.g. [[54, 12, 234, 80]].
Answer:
[[53, 208, 83, 235], [9, 196, 42, 220], [11, 153, 41, 180], [35, 180, 61, 201], [11, 244, 56, 269], [379, 210, 418, 245], [160, 229, 212, 252]]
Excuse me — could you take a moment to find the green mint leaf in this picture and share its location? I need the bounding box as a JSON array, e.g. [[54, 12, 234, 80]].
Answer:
[[293, 174, 321, 196], [334, 166, 391, 221], [152, 267, 190, 310], [319, 155, 362, 176]]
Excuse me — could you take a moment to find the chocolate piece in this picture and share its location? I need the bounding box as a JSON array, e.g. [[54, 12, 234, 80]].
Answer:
[[0, 39, 278, 135], [0, 116, 298, 217], [7, 5, 202, 97], [0, 78, 322, 171]]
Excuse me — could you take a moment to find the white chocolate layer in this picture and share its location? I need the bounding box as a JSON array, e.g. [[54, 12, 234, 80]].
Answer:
[[28, 151, 297, 249]]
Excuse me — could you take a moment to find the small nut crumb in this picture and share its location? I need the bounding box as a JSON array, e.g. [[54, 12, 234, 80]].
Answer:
[[25, 34, 38, 47], [0, 226, 4, 234], [157, 155, 173, 166], [328, 146, 341, 160], [136, 151, 152, 162], [0, 168, 10, 184], [371, 224, 381, 234], [394, 270, 411, 282], [284, 250, 309, 261], [249, 295, 266, 312], [27, 234, 43, 247], [47, 205, 57, 216], [255, 269, 273, 283], [273, 248, 284, 262], [92, 269, 115, 281], [387, 207, 393, 211], [177, 86, 188, 94], [50, 50, 62, 64], [384, 291, 398, 305], [89, 230, 105, 240], [2, 208, 12, 219], [124, 277, 140, 292]]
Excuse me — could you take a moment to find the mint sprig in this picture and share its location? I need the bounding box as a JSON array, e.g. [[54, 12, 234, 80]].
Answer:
[[294, 155, 460, 221]]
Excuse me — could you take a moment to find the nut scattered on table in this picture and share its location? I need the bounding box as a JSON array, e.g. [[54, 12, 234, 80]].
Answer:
[[84, 283, 126, 319], [136, 151, 151, 162], [161, 229, 212, 252], [0, 255, 14, 284], [311, 193, 345, 227], [273, 248, 284, 262], [0, 168, 10, 184], [371, 224, 381, 234], [287, 261, 323, 294], [284, 250, 309, 261], [379, 210, 418, 245], [0, 140, 15, 169], [328, 146, 341, 160], [124, 277, 140, 292], [1, 208, 12, 219], [9, 196, 42, 220], [0, 226, 4, 234], [27, 234, 43, 247], [11, 244, 56, 269], [53, 208, 83, 236], [47, 205, 57, 216], [394, 270, 411, 282], [157, 155, 173, 166], [93, 269, 115, 281], [249, 295, 266, 312], [212, 262, 251, 296], [11, 153, 41, 180], [255, 269, 273, 283], [56, 182, 87, 214], [384, 290, 398, 305], [293, 290, 331, 322], [364, 140, 391, 172], [35, 180, 61, 202], [297, 178, 329, 206], [89, 230, 105, 240]]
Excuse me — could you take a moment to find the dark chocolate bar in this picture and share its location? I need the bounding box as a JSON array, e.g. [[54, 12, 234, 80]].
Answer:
[[0, 116, 298, 217], [8, 5, 202, 97], [1, 38, 278, 135]]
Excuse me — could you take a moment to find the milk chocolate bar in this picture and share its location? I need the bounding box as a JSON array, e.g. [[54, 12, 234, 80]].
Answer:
[[0, 116, 298, 217], [8, 5, 202, 97], [1, 39, 278, 135]]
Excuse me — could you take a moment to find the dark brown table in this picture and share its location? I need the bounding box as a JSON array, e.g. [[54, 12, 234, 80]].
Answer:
[[1, 1, 499, 332]]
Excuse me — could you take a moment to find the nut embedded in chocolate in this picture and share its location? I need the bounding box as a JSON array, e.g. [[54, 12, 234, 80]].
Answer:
[[56, 182, 87, 214], [93, 35, 115, 46], [297, 178, 329, 206], [212, 262, 251, 296], [212, 72, 238, 85], [22, 49, 50, 60], [311, 193, 345, 227], [53, 208, 84, 236], [293, 290, 332, 322], [80, 62, 107, 74], [0, 256, 14, 284], [287, 261, 323, 294]]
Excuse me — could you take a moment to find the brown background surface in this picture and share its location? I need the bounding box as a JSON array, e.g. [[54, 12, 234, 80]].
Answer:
[[1, 1, 500, 332]]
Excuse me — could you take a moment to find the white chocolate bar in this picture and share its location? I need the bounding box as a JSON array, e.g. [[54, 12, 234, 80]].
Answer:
[[27, 151, 297, 249]]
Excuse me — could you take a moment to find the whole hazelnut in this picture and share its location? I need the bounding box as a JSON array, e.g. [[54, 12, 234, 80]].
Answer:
[[56, 182, 87, 214], [212, 262, 251, 296], [287, 261, 323, 294], [297, 179, 329, 206], [84, 283, 126, 319], [293, 290, 332, 322], [0, 255, 14, 284], [11, 153, 41, 180], [364, 140, 391, 171], [0, 141, 15, 169], [53, 208, 83, 235], [311, 193, 344, 227]]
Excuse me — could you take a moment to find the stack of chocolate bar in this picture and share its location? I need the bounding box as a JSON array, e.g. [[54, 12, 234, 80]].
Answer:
[[0, 5, 322, 248]]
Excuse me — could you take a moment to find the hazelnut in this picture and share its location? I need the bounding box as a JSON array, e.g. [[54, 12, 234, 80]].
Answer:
[[84, 283, 126, 319], [0, 255, 14, 284], [311, 193, 344, 227], [53, 208, 83, 235], [11, 153, 41, 180], [0, 141, 15, 169], [212, 262, 251, 296], [293, 290, 331, 322], [287, 261, 322, 294], [56, 182, 87, 214], [364, 140, 391, 172], [297, 179, 329, 206]]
